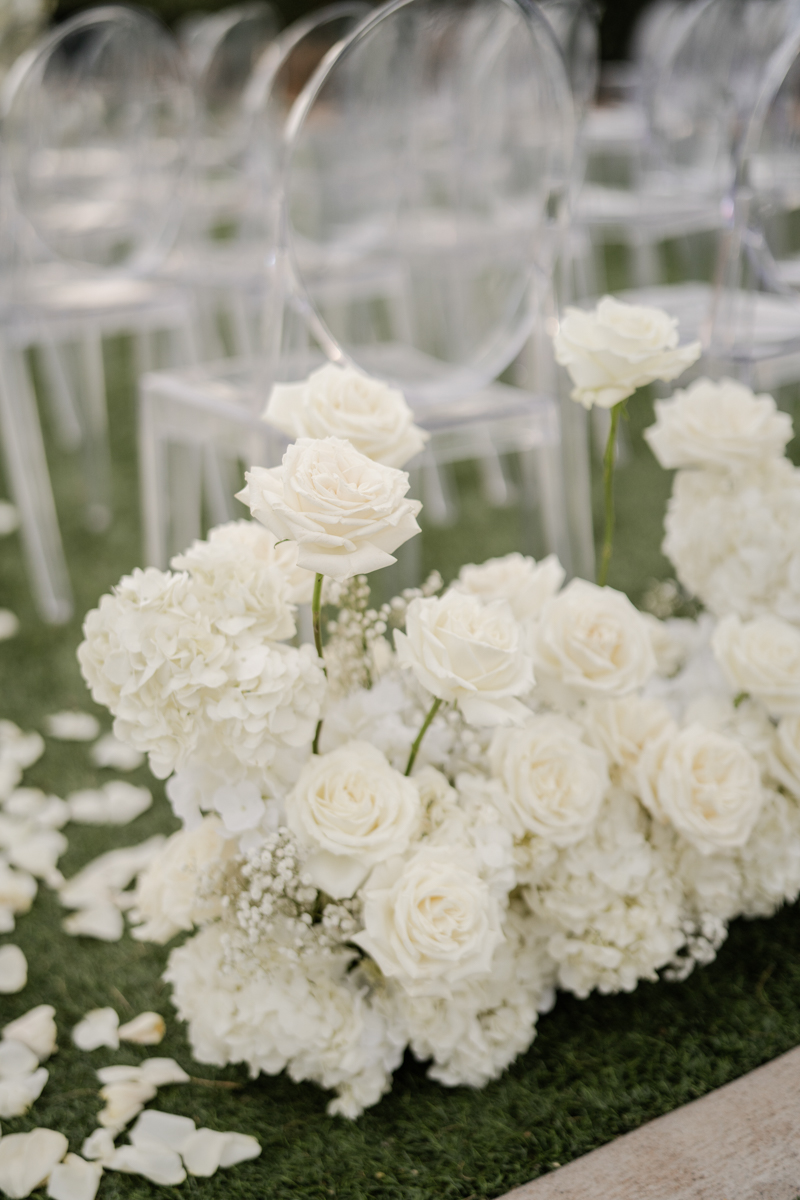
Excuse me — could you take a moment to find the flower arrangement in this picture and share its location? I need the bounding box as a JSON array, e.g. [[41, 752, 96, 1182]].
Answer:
[[76, 352, 800, 1120]]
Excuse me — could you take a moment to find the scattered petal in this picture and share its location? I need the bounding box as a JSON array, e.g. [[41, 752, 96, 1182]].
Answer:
[[44, 713, 100, 742], [218, 1132, 262, 1168], [62, 906, 124, 942], [106, 1145, 185, 1186], [0, 1039, 38, 1078], [138, 1058, 189, 1087], [180, 1129, 228, 1176], [0, 501, 19, 536], [2, 1005, 57, 1060], [0, 1068, 48, 1117], [0, 944, 27, 993], [118, 1012, 164, 1046], [68, 783, 151, 826], [0, 863, 36, 914], [80, 1130, 115, 1165], [129, 1109, 195, 1149], [72, 1009, 119, 1052], [0, 611, 19, 640], [95, 1066, 141, 1085], [5, 791, 69, 830], [46, 1154, 103, 1200], [9, 830, 68, 882], [59, 837, 166, 910], [89, 736, 144, 773], [97, 1081, 157, 1133], [0, 1128, 68, 1198], [0, 906, 15, 933]]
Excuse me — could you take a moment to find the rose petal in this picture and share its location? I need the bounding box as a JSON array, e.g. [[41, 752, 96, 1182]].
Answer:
[[89, 735, 144, 772], [46, 1154, 103, 1200], [138, 1058, 189, 1087], [0, 1129, 68, 1199], [44, 713, 100, 742], [129, 1108, 196, 1149], [3, 1004, 57, 1060], [72, 1008, 119, 1051], [0, 1038, 38, 1079], [80, 1129, 116, 1164], [63, 906, 124, 942], [106, 1144, 185, 1186], [0, 1067, 48, 1117], [118, 1012, 165, 1045], [0, 944, 27, 993]]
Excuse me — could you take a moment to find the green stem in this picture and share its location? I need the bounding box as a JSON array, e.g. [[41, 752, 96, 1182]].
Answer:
[[598, 402, 624, 588], [311, 572, 326, 755], [405, 697, 443, 777]]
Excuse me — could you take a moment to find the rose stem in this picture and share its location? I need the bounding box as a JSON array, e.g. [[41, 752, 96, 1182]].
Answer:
[[598, 400, 624, 588], [311, 571, 327, 755], [405, 696, 443, 777]]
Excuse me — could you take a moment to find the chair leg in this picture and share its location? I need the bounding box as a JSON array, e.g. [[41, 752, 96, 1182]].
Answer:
[[37, 337, 83, 452], [138, 385, 170, 569], [74, 330, 112, 532], [0, 340, 73, 623]]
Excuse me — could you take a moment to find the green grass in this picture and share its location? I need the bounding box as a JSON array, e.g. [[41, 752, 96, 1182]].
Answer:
[[1, 338, 799, 1200]]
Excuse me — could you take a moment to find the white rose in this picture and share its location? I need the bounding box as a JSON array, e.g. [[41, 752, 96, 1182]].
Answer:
[[236, 437, 422, 579], [712, 614, 800, 717], [353, 845, 505, 996], [394, 591, 534, 727], [552, 296, 701, 410], [263, 364, 428, 469], [644, 723, 763, 853], [645, 376, 792, 470], [534, 579, 656, 699], [454, 553, 565, 623], [582, 696, 676, 794], [285, 742, 421, 899], [490, 714, 608, 845]]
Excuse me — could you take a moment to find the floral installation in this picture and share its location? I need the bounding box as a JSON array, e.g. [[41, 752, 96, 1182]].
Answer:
[[70, 356, 800, 1124]]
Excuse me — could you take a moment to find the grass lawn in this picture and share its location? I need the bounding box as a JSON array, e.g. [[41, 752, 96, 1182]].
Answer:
[[1, 338, 798, 1200]]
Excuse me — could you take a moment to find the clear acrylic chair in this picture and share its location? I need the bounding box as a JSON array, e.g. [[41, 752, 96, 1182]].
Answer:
[[0, 5, 195, 622], [140, 0, 579, 582]]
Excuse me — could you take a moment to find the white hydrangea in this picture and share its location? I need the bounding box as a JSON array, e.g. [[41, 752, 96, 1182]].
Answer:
[[663, 458, 800, 623], [165, 924, 404, 1118]]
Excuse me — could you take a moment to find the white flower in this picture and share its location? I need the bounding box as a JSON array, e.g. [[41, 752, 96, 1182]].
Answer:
[[581, 695, 676, 794], [394, 591, 534, 727], [454, 553, 565, 623], [489, 715, 608, 845], [712, 614, 800, 718], [0, 944, 27, 993], [552, 296, 700, 409], [0, 1129, 68, 1200], [286, 742, 421, 899], [644, 723, 763, 853], [662, 458, 800, 623], [353, 845, 505, 997], [263, 364, 427, 469], [237, 437, 422, 579], [534, 579, 656, 699], [645, 377, 792, 470]]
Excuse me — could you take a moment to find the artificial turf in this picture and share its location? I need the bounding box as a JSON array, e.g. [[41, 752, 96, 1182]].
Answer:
[[1, 335, 799, 1200]]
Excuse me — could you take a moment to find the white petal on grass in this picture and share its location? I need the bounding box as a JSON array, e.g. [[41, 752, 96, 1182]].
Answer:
[[44, 713, 100, 742], [89, 736, 144, 772], [9, 830, 68, 883], [46, 1154, 103, 1200], [5, 791, 69, 829], [80, 1130, 115, 1164], [97, 1081, 157, 1133], [180, 1129, 228, 1176], [0, 863, 36, 915], [0, 501, 19, 536], [59, 837, 166, 910], [0, 611, 19, 640], [106, 1144, 186, 1186], [62, 906, 124, 942], [0, 906, 14, 933], [3, 1005, 57, 1060], [67, 783, 151, 826], [0, 944, 27, 993], [95, 1065, 142, 1085], [138, 1058, 189, 1087], [129, 1109, 196, 1149], [0, 1067, 48, 1117], [0, 1128, 68, 1199], [218, 1132, 262, 1168], [0, 1038, 38, 1078], [118, 1012, 164, 1045], [72, 1009, 119, 1051]]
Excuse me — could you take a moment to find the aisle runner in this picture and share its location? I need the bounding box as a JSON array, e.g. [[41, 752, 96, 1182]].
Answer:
[[503, 1045, 800, 1200]]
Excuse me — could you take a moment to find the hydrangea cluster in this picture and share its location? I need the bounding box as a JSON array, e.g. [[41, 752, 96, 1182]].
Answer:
[[82, 366, 800, 1119]]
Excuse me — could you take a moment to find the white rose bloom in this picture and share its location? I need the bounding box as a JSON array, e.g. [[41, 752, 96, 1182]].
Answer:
[[534, 579, 656, 700], [166, 925, 404, 1119], [285, 742, 422, 899], [552, 295, 701, 409], [663, 458, 800, 623], [263, 364, 427, 469], [131, 817, 236, 943], [454, 553, 565, 623], [581, 695, 676, 795], [353, 845, 505, 997], [645, 723, 763, 854], [712, 613, 800, 718], [236, 437, 422, 579], [645, 377, 792, 471], [489, 715, 608, 845], [394, 592, 534, 727]]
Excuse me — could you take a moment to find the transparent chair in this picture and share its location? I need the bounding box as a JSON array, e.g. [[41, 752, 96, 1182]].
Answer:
[[0, 5, 195, 622], [540, 0, 599, 127], [140, 0, 579, 582]]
